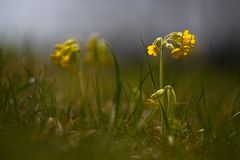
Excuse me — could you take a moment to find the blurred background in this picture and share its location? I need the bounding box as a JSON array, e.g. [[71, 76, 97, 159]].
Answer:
[[0, 0, 240, 64]]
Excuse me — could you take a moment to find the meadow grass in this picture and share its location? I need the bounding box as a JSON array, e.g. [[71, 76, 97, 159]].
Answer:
[[0, 45, 240, 160]]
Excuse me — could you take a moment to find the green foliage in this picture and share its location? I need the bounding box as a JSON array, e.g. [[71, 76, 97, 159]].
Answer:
[[0, 48, 240, 159]]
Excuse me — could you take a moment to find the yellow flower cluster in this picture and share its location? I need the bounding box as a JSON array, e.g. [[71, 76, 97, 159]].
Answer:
[[147, 30, 196, 59], [84, 34, 112, 67], [171, 30, 195, 59], [50, 39, 80, 72]]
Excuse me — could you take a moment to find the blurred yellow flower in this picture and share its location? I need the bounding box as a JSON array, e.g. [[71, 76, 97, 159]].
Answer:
[[60, 55, 71, 68], [50, 51, 62, 62], [50, 39, 80, 73], [147, 45, 160, 56], [50, 44, 64, 62], [84, 34, 113, 67]]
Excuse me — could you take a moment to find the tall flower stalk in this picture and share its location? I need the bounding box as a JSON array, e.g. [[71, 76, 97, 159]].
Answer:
[[50, 39, 82, 100], [147, 29, 196, 134], [159, 44, 164, 90]]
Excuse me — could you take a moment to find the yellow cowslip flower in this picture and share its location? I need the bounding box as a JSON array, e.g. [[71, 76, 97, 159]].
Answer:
[[84, 34, 113, 67], [60, 54, 71, 68], [50, 44, 64, 62], [182, 30, 195, 47], [147, 45, 160, 56], [50, 39, 80, 73], [147, 37, 162, 56], [171, 47, 190, 59], [170, 30, 195, 59], [148, 29, 195, 59]]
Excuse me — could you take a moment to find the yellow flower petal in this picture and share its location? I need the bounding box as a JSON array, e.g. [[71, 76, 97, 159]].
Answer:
[[183, 30, 189, 34], [182, 29, 195, 46], [60, 55, 71, 67], [147, 45, 160, 56], [171, 48, 181, 53]]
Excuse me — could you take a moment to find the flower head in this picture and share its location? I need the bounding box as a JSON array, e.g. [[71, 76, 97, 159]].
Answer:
[[147, 45, 160, 56], [169, 29, 195, 59], [50, 38, 80, 73], [147, 37, 162, 56], [147, 30, 195, 59], [182, 30, 195, 47], [84, 34, 113, 67]]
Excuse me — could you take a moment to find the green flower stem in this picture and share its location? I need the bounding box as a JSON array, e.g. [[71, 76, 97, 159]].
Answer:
[[159, 45, 164, 90], [159, 45, 166, 134]]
